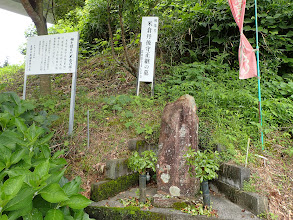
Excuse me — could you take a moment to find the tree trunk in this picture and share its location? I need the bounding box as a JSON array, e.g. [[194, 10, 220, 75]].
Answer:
[[21, 0, 51, 96]]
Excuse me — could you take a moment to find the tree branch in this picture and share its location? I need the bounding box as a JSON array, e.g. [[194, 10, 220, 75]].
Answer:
[[20, 0, 41, 24], [35, 0, 43, 18], [21, 0, 51, 96], [145, 0, 161, 16], [118, 3, 138, 74], [21, 0, 47, 35], [107, 1, 135, 76]]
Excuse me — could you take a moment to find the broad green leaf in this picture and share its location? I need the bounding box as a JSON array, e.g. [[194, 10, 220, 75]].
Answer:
[[9, 92, 21, 106], [14, 118, 27, 135], [1, 176, 24, 197], [23, 208, 43, 220], [52, 150, 65, 159], [6, 167, 31, 179], [0, 130, 25, 147], [7, 201, 32, 220], [10, 148, 27, 165], [0, 145, 11, 164], [44, 209, 64, 220], [34, 160, 50, 178], [62, 176, 82, 196], [0, 171, 7, 182], [21, 101, 35, 112], [40, 183, 69, 203], [72, 209, 84, 220], [1, 105, 14, 116], [26, 171, 40, 188], [73, 209, 92, 220], [40, 145, 51, 159], [0, 161, 5, 172], [39, 132, 54, 145], [25, 124, 44, 143], [59, 176, 69, 187], [50, 158, 67, 171], [32, 195, 55, 216], [60, 206, 71, 216], [61, 195, 92, 209], [46, 169, 66, 186], [0, 214, 8, 220], [0, 112, 11, 130], [81, 213, 92, 220], [4, 185, 35, 211]]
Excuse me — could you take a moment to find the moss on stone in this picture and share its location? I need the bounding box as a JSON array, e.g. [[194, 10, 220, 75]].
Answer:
[[136, 140, 145, 152], [85, 206, 166, 220], [91, 173, 139, 202], [172, 202, 188, 210]]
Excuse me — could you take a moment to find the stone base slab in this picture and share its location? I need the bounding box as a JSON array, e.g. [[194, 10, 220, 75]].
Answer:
[[152, 194, 202, 208]]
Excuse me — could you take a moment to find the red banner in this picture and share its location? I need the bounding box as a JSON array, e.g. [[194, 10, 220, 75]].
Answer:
[[229, 0, 257, 79]]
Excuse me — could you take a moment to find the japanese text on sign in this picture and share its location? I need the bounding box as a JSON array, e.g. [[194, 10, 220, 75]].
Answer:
[[25, 32, 79, 75], [138, 17, 159, 82]]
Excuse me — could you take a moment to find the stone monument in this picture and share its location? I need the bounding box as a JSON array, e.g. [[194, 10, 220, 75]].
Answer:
[[156, 94, 200, 199]]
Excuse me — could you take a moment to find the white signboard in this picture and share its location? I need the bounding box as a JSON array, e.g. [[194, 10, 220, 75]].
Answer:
[[23, 32, 79, 135], [25, 32, 79, 75], [138, 17, 159, 83]]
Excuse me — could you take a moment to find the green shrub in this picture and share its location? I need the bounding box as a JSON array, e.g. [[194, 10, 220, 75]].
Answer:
[[128, 150, 157, 175], [155, 59, 293, 153], [184, 148, 220, 182], [0, 92, 93, 219]]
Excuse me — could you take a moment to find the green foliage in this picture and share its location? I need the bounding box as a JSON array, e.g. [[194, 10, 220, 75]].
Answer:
[[154, 0, 292, 75], [0, 65, 24, 88], [155, 58, 293, 154], [120, 196, 153, 210], [181, 204, 218, 217], [184, 148, 220, 182], [102, 95, 133, 113], [127, 150, 157, 174], [100, 95, 161, 143], [0, 92, 92, 219], [54, 0, 85, 21], [51, 0, 292, 77], [258, 212, 279, 220], [243, 180, 258, 193]]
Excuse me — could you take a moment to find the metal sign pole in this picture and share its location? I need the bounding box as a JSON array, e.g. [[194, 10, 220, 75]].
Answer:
[[136, 80, 140, 96], [68, 33, 79, 136], [23, 74, 27, 100], [87, 109, 90, 149], [68, 71, 77, 136]]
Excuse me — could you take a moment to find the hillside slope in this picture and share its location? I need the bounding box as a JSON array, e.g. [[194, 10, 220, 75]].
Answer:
[[0, 54, 292, 219]]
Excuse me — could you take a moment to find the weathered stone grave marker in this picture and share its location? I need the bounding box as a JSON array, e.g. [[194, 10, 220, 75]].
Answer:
[[156, 94, 200, 202]]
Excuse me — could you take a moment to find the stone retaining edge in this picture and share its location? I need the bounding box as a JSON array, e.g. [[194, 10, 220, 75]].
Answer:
[[90, 173, 139, 202], [213, 179, 268, 216], [85, 205, 222, 220]]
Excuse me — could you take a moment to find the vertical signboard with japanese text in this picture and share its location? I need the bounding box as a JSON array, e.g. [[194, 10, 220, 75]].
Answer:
[[23, 32, 79, 135], [138, 17, 159, 83]]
